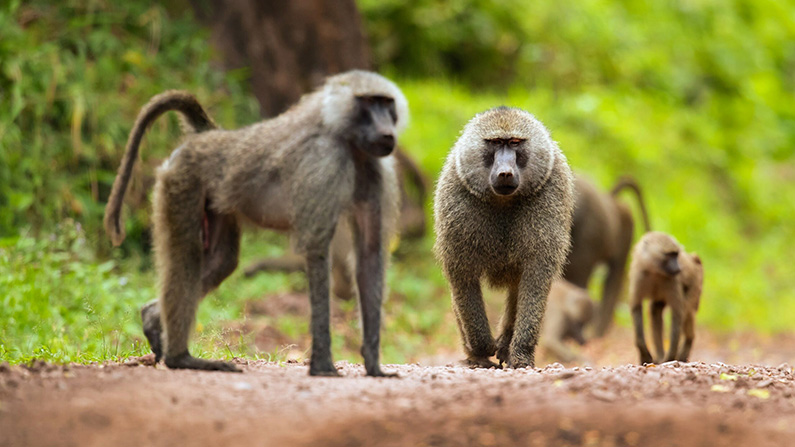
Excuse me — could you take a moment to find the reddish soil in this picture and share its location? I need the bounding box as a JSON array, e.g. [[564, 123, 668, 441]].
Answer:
[[1, 355, 793, 447]]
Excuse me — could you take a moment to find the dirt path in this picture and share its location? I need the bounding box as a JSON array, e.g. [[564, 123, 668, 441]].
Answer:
[[1, 357, 793, 447]]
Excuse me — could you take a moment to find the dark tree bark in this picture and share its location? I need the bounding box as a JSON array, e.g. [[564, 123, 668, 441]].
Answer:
[[189, 0, 372, 117]]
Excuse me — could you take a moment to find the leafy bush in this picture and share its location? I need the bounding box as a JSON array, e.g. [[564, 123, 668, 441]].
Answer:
[[0, 0, 259, 249]]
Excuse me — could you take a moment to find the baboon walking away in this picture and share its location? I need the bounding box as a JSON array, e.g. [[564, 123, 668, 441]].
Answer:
[[563, 175, 651, 338], [434, 107, 574, 369], [105, 70, 408, 376]]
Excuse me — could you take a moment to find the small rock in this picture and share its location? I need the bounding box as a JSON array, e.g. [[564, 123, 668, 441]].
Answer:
[[232, 381, 253, 391]]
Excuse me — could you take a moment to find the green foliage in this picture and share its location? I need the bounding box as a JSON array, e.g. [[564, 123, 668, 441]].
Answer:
[[0, 220, 150, 362], [360, 0, 795, 99], [0, 0, 259, 246]]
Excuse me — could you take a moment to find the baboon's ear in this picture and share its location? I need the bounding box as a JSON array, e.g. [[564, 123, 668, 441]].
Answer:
[[692, 254, 702, 265]]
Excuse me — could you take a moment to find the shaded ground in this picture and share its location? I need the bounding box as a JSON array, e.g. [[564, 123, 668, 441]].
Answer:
[[1, 357, 793, 447]]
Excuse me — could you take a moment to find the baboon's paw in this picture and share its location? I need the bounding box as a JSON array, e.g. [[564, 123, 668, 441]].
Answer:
[[165, 354, 242, 372], [309, 368, 342, 377], [506, 355, 534, 370], [495, 335, 512, 366], [463, 357, 501, 369], [366, 367, 399, 378]]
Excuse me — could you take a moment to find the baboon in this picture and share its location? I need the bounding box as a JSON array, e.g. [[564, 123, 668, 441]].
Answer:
[[104, 70, 407, 376], [628, 231, 704, 364], [563, 175, 651, 338], [541, 279, 594, 363], [433, 107, 574, 369], [242, 146, 429, 301]]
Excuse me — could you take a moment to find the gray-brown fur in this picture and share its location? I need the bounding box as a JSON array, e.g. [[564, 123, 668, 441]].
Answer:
[[104, 70, 406, 376], [628, 231, 704, 364], [242, 146, 428, 301], [433, 107, 574, 369], [563, 175, 651, 338], [541, 279, 594, 363]]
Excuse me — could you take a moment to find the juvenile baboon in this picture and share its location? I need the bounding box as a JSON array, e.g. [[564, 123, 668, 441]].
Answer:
[[242, 146, 429, 301], [563, 175, 651, 337], [434, 107, 574, 369], [541, 279, 594, 363], [104, 70, 407, 376], [628, 231, 704, 364]]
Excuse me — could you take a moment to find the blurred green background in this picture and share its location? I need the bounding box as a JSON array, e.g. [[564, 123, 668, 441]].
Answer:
[[1, 0, 793, 364]]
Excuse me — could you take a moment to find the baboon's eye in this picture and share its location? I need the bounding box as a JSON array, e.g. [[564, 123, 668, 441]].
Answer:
[[508, 139, 522, 147]]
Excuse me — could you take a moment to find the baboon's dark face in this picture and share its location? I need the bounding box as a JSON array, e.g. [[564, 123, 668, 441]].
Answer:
[[352, 95, 398, 157], [484, 138, 526, 196], [661, 251, 681, 276]]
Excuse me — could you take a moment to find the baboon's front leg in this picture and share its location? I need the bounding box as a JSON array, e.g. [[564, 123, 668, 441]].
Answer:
[[449, 276, 497, 368], [495, 284, 518, 366], [305, 246, 339, 377], [664, 308, 683, 362], [632, 303, 654, 364], [650, 301, 665, 363], [678, 312, 695, 361], [353, 203, 396, 377], [508, 268, 553, 369], [593, 257, 627, 337]]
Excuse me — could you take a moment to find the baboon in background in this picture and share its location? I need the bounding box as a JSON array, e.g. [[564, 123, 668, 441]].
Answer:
[[541, 279, 594, 363], [434, 107, 574, 369], [628, 231, 704, 364], [563, 175, 651, 338], [105, 70, 407, 376], [242, 146, 429, 301]]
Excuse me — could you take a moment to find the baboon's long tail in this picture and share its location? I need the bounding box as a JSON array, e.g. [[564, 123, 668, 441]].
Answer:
[[104, 90, 216, 246], [610, 175, 651, 232]]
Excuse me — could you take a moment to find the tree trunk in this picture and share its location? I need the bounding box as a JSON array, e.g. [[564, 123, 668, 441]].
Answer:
[[190, 0, 372, 117]]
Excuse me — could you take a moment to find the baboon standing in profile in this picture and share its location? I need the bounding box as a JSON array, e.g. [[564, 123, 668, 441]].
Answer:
[[434, 107, 574, 369], [563, 175, 651, 337], [628, 231, 704, 364], [541, 279, 594, 363], [105, 70, 407, 376]]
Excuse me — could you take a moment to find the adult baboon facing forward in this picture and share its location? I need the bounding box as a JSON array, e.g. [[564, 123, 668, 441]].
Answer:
[[105, 71, 407, 376], [434, 107, 574, 369], [563, 175, 651, 338]]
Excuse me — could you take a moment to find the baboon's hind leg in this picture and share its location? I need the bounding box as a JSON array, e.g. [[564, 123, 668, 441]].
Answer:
[[154, 173, 239, 372], [140, 211, 241, 364], [495, 284, 518, 366]]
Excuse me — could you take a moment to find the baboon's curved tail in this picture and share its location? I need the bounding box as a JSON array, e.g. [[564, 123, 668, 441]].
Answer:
[[610, 175, 651, 232], [104, 91, 216, 246]]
